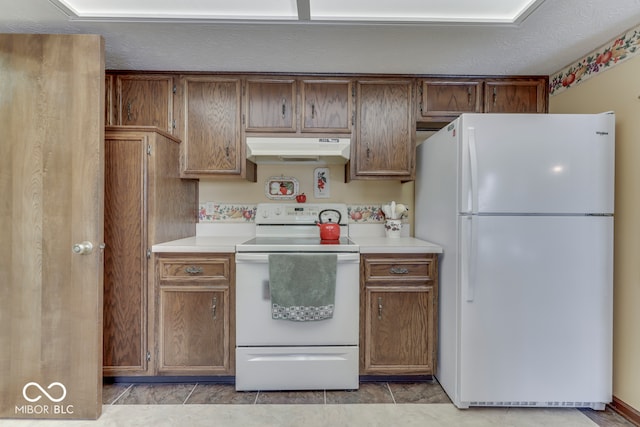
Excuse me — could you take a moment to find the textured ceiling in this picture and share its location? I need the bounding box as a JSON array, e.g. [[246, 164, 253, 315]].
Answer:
[[2, 0, 640, 75]]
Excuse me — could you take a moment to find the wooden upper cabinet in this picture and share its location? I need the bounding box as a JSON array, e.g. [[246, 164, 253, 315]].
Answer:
[[417, 77, 547, 126], [178, 76, 244, 177], [484, 78, 547, 113], [301, 79, 352, 133], [114, 74, 175, 132], [352, 79, 415, 180], [418, 78, 483, 122], [244, 78, 297, 132]]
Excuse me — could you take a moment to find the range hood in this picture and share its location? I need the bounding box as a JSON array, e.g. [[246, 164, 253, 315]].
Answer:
[[246, 137, 350, 164]]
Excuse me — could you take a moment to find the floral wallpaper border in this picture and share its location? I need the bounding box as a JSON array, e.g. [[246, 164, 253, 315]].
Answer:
[[198, 202, 405, 224], [550, 23, 640, 96], [347, 205, 386, 223], [199, 203, 256, 222]]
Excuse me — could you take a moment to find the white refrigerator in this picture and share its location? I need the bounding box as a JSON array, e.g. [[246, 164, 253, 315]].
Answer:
[[415, 113, 614, 410]]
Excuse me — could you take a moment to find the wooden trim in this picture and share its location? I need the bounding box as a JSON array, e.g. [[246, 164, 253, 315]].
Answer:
[[610, 396, 640, 426], [106, 70, 549, 82]]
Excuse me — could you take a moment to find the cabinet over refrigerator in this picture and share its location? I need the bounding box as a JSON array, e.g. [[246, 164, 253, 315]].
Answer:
[[415, 113, 614, 410]]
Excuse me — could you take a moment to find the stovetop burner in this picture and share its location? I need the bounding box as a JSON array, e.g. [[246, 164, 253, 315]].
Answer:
[[236, 236, 359, 253]]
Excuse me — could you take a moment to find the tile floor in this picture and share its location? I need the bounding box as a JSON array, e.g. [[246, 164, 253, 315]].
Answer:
[[0, 380, 634, 426], [99, 379, 635, 427]]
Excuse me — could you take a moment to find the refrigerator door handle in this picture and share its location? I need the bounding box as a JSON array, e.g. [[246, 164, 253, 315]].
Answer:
[[468, 127, 479, 213], [462, 215, 478, 302]]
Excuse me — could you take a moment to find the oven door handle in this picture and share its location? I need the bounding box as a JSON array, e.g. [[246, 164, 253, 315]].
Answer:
[[235, 253, 360, 263]]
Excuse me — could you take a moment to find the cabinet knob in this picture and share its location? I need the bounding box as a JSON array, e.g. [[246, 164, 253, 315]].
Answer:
[[185, 266, 203, 275], [211, 296, 218, 319], [390, 266, 409, 274], [377, 297, 383, 320]]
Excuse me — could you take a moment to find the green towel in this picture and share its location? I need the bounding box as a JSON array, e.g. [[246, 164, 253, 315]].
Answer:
[[268, 253, 337, 321]]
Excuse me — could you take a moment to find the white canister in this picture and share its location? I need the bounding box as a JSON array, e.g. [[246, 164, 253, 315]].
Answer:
[[384, 219, 402, 238]]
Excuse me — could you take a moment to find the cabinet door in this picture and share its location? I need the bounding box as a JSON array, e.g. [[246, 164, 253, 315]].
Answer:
[[301, 79, 352, 133], [418, 79, 482, 121], [245, 78, 296, 132], [180, 76, 243, 176], [158, 287, 231, 374], [115, 74, 174, 131], [363, 287, 435, 374], [484, 79, 547, 113], [353, 80, 415, 180], [103, 135, 149, 375]]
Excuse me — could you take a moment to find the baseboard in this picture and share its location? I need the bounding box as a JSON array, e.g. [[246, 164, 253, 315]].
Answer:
[[104, 375, 435, 385], [104, 376, 235, 384], [610, 396, 640, 426]]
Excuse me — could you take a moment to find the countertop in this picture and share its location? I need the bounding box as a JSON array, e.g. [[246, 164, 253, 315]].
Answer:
[[350, 236, 442, 254], [152, 236, 250, 253], [152, 235, 442, 254]]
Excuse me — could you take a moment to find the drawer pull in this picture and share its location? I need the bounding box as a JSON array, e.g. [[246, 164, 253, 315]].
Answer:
[[184, 266, 204, 275], [390, 266, 409, 275]]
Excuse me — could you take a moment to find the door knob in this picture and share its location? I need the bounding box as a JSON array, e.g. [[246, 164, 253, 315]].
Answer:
[[72, 241, 93, 255]]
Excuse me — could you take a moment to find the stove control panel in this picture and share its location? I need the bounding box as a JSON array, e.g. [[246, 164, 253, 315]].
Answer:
[[255, 203, 347, 225]]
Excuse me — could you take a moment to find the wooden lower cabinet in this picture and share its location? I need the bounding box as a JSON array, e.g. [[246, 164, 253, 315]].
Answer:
[[360, 253, 438, 375], [156, 254, 235, 375]]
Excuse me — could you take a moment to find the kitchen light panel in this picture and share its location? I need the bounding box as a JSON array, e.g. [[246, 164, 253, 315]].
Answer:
[[50, 0, 544, 24]]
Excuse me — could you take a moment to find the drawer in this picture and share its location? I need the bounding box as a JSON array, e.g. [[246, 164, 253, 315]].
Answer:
[[362, 254, 436, 282], [158, 257, 231, 281]]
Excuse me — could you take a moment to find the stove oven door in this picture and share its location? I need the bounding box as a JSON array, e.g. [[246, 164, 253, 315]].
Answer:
[[235, 252, 360, 345], [235, 252, 360, 391]]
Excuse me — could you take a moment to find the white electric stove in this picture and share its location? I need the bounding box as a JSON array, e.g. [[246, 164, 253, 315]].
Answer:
[[235, 203, 360, 391]]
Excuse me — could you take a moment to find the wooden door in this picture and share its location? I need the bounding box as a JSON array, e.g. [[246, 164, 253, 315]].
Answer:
[[115, 74, 174, 131], [0, 34, 104, 419], [364, 288, 435, 373], [301, 79, 352, 133], [103, 136, 148, 375], [353, 80, 415, 180], [245, 78, 297, 132], [484, 79, 547, 113], [158, 288, 230, 373], [418, 79, 483, 120], [181, 76, 243, 175]]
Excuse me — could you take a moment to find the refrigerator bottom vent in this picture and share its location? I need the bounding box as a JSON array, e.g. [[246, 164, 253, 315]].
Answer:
[[467, 401, 606, 410]]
